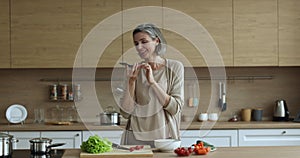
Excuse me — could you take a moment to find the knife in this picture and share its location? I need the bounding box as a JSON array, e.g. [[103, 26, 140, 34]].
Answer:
[[112, 143, 131, 151], [119, 62, 133, 68]]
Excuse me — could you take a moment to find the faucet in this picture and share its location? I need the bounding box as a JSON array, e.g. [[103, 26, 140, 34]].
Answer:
[[219, 82, 227, 111]]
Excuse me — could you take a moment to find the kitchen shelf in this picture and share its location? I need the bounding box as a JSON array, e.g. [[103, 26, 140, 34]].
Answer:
[[40, 78, 123, 82], [40, 75, 273, 82]]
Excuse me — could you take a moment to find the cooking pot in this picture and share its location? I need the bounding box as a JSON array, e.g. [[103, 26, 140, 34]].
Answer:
[[97, 106, 120, 125], [0, 133, 14, 157], [29, 138, 65, 154]]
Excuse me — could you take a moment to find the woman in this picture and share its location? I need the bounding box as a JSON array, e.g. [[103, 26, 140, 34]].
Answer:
[[120, 23, 184, 147]]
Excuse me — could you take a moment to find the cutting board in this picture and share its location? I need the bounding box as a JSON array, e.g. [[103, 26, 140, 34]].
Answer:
[[80, 145, 153, 158], [45, 121, 72, 125]]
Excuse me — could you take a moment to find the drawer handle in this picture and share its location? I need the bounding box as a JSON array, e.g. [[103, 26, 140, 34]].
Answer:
[[282, 131, 286, 134], [75, 134, 80, 137]]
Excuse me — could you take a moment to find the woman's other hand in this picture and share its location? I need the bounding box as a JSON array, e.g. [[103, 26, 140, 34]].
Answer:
[[140, 63, 155, 85]]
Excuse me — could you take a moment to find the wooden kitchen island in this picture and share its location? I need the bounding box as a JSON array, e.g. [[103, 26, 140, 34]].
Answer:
[[62, 146, 300, 158]]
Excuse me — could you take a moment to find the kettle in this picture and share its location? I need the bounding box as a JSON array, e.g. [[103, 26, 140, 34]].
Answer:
[[273, 99, 290, 121]]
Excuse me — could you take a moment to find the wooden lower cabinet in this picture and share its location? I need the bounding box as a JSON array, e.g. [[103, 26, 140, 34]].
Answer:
[[8, 128, 300, 150], [180, 130, 238, 147], [41, 131, 82, 149], [238, 129, 300, 146], [8, 131, 40, 149], [8, 131, 82, 149], [83, 130, 239, 147]]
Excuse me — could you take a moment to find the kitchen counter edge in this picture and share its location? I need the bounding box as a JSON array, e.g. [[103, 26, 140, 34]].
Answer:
[[1, 121, 300, 131]]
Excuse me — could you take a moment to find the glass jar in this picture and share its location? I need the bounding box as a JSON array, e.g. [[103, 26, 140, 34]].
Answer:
[[49, 105, 63, 122], [67, 105, 78, 123]]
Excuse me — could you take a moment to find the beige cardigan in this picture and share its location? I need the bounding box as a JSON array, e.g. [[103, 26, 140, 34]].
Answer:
[[120, 59, 184, 141]]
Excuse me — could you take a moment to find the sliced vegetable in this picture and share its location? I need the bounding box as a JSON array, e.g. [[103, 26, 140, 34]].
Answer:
[[193, 141, 209, 155], [81, 135, 113, 154], [196, 140, 216, 151]]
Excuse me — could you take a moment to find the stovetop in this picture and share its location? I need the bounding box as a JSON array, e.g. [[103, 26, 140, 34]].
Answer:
[[5, 149, 65, 158]]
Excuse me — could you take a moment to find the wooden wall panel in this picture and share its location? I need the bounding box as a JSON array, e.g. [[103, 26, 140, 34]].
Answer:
[[0, 0, 10, 68]]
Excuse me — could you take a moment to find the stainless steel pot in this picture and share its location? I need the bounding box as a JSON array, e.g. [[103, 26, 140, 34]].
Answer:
[[97, 106, 120, 125], [99, 112, 120, 125], [0, 133, 13, 157], [29, 138, 65, 154]]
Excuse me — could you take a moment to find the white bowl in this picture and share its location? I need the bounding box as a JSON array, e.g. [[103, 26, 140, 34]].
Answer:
[[154, 139, 181, 151]]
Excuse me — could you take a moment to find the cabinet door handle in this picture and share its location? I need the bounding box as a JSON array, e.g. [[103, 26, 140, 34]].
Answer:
[[75, 133, 80, 137]]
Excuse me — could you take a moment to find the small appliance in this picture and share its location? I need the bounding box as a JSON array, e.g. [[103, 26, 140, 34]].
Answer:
[[273, 99, 290, 121], [293, 111, 300, 122]]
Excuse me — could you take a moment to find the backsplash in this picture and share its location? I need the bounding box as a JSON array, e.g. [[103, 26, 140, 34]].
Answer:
[[0, 67, 299, 124]]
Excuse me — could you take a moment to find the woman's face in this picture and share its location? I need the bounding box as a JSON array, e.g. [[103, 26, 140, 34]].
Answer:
[[133, 32, 159, 60]]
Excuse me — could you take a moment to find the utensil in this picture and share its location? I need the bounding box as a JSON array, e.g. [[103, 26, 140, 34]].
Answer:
[[218, 82, 227, 111], [6, 104, 28, 124], [119, 62, 133, 68], [273, 99, 290, 121], [112, 143, 130, 151], [29, 138, 65, 154]]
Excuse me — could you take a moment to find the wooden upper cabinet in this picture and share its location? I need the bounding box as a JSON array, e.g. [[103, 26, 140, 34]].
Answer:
[[0, 0, 10, 68], [278, 0, 300, 66], [122, 0, 163, 65], [82, 0, 122, 68], [10, 0, 81, 68], [163, 0, 233, 67], [234, 0, 278, 66]]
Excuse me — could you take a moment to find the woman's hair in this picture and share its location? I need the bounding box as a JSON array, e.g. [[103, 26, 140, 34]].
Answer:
[[133, 23, 167, 56]]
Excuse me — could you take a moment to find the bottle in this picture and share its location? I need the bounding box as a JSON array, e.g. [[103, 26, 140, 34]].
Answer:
[[74, 84, 81, 101], [49, 84, 58, 101], [60, 84, 68, 100], [68, 89, 74, 101]]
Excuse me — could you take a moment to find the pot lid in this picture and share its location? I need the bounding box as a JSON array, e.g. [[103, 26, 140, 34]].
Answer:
[[104, 106, 117, 113], [0, 133, 13, 139], [30, 137, 52, 143]]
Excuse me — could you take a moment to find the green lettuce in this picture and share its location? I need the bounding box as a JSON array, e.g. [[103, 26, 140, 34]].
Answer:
[[81, 135, 113, 154]]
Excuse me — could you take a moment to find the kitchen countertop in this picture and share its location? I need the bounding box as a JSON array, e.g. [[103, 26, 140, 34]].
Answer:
[[62, 146, 300, 158], [1, 121, 300, 131]]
